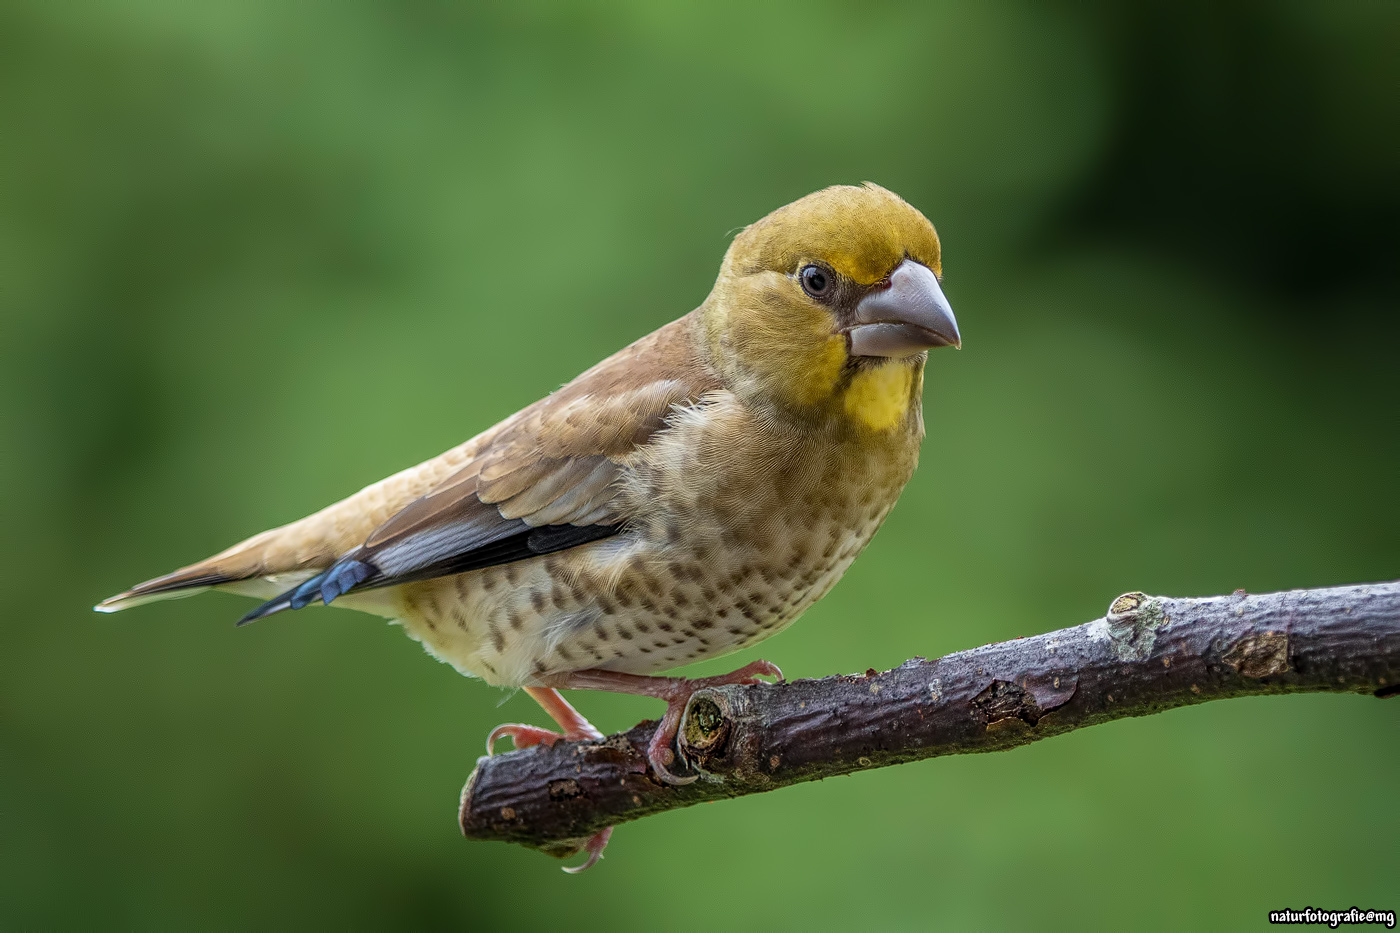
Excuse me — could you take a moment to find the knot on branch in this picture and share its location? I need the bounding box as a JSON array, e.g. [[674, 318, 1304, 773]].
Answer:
[[678, 690, 734, 774], [1222, 632, 1290, 678], [972, 680, 1046, 729], [1106, 591, 1165, 661]]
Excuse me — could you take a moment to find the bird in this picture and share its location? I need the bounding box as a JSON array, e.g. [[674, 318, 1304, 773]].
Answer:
[[96, 183, 961, 871]]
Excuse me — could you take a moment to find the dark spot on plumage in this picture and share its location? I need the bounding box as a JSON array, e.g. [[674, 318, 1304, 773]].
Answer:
[[691, 618, 714, 631], [596, 594, 617, 615], [504, 565, 519, 586], [489, 624, 505, 653], [656, 621, 673, 632], [714, 608, 729, 619], [727, 626, 744, 635], [639, 646, 652, 654], [507, 608, 524, 631], [635, 621, 651, 633], [483, 662, 496, 675], [663, 605, 680, 620], [533, 660, 548, 675], [556, 645, 575, 661], [594, 625, 610, 642], [699, 585, 718, 603], [639, 595, 658, 613], [652, 640, 668, 649], [617, 626, 634, 640]]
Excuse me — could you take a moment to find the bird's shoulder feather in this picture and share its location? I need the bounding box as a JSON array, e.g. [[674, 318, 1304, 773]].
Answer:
[[237, 313, 720, 619]]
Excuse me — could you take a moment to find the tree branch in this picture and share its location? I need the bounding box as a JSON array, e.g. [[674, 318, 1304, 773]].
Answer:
[[459, 581, 1400, 860]]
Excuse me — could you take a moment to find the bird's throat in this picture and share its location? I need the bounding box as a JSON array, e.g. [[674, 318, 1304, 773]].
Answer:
[[843, 361, 918, 432]]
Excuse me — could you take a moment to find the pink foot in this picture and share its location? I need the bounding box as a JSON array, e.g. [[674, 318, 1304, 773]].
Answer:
[[646, 659, 783, 784], [485, 723, 566, 755], [485, 686, 604, 755], [562, 826, 613, 874], [481, 686, 616, 873], [548, 659, 784, 785]]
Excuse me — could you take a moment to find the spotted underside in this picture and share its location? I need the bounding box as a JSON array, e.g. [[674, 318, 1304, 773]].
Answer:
[[396, 385, 922, 687]]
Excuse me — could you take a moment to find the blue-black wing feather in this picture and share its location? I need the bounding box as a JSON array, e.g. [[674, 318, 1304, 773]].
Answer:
[[237, 521, 620, 625]]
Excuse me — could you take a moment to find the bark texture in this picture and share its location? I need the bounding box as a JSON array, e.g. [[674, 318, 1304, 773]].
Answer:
[[460, 581, 1400, 860]]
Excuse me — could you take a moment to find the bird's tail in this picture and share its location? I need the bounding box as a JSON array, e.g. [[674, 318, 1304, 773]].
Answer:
[[94, 563, 242, 612], [93, 526, 318, 613]]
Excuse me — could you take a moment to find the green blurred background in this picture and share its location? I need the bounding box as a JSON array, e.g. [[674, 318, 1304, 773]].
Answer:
[[3, 1, 1396, 928]]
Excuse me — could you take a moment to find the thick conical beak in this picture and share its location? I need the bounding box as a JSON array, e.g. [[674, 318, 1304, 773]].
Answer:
[[848, 260, 961, 358]]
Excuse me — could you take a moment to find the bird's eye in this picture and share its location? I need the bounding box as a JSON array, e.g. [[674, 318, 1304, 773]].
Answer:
[[799, 264, 832, 299]]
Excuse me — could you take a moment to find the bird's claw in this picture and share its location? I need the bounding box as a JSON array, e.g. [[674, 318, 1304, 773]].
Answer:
[[486, 723, 565, 755], [647, 736, 699, 786], [729, 659, 783, 685], [561, 826, 613, 874]]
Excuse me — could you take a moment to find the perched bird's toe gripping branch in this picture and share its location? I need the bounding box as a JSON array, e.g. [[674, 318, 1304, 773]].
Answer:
[[479, 663, 781, 870], [533, 659, 785, 785]]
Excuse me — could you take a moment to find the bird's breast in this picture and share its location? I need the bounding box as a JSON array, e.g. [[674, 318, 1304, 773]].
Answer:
[[396, 392, 922, 686]]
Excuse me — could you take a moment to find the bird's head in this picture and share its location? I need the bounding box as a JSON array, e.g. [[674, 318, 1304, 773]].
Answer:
[[699, 183, 960, 432]]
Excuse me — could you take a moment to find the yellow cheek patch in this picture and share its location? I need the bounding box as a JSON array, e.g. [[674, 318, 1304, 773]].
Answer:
[[844, 363, 914, 431], [787, 334, 847, 406]]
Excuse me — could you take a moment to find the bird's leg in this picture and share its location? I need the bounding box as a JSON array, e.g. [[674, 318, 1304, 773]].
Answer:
[[545, 659, 783, 785], [486, 686, 611, 873], [486, 686, 603, 754]]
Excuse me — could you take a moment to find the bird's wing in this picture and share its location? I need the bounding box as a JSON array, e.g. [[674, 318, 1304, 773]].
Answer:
[[238, 317, 716, 622]]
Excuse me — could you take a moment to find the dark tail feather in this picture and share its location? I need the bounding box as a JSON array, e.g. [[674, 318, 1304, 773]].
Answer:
[[96, 568, 238, 613]]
